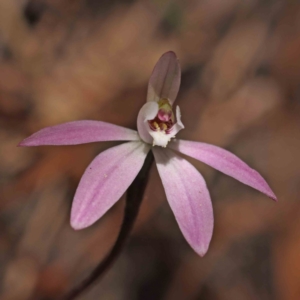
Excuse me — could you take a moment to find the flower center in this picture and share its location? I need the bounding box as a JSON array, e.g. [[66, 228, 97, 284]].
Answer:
[[148, 99, 174, 133]]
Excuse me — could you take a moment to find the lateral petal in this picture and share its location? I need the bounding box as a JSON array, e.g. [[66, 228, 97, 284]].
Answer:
[[147, 51, 181, 104], [71, 141, 150, 229], [153, 147, 214, 256], [137, 102, 159, 144], [169, 140, 277, 200], [19, 120, 140, 146]]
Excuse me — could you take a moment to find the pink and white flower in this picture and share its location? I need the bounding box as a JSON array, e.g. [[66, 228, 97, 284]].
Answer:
[[19, 52, 276, 256]]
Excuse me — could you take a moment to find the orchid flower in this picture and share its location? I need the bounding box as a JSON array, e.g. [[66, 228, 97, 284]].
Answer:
[[19, 52, 276, 256]]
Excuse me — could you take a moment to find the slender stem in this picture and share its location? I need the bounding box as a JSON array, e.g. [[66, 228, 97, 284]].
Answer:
[[60, 151, 154, 300]]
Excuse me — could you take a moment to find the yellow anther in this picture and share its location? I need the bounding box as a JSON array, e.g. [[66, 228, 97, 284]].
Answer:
[[160, 123, 168, 131], [153, 122, 159, 129], [158, 98, 172, 110]]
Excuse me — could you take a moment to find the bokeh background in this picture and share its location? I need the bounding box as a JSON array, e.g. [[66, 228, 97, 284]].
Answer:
[[0, 0, 300, 299]]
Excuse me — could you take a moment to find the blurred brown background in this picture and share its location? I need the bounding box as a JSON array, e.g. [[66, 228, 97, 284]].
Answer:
[[0, 0, 299, 299]]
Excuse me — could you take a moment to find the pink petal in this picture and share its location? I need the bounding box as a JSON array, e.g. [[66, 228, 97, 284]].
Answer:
[[19, 120, 140, 146], [169, 140, 277, 200], [71, 141, 150, 229], [137, 102, 159, 144], [147, 51, 181, 105], [153, 147, 214, 256]]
